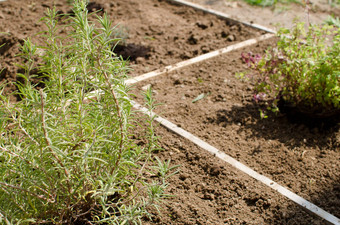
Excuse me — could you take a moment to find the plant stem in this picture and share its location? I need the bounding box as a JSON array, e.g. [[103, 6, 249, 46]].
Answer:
[[0, 182, 49, 202], [39, 89, 70, 178], [99, 66, 125, 176]]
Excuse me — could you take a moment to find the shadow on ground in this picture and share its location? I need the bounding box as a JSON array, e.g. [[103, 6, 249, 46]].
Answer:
[[214, 103, 340, 149]]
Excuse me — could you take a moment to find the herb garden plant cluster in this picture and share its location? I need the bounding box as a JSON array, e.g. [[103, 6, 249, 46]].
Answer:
[[0, 1, 176, 224], [0, 0, 339, 224], [240, 22, 340, 118]]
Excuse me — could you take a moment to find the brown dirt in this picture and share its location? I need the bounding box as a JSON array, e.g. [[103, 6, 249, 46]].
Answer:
[[0, 0, 339, 224], [142, 124, 338, 224], [0, 0, 264, 99], [133, 38, 340, 224], [186, 0, 340, 30]]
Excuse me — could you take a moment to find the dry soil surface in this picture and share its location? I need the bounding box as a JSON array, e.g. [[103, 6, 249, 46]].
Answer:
[[0, 0, 339, 224]]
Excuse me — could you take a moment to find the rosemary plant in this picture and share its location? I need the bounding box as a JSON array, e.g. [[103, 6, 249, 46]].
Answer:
[[0, 0, 174, 224]]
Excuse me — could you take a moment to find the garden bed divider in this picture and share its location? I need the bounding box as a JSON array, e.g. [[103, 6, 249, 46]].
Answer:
[[126, 33, 274, 85]]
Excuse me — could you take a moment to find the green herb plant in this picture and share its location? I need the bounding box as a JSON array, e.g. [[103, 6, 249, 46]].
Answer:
[[240, 22, 340, 118], [241, 0, 301, 7], [0, 0, 175, 224], [325, 15, 340, 28]]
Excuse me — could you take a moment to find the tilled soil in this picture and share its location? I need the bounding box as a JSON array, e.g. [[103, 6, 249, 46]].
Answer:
[[186, 0, 340, 29], [141, 124, 334, 224], [1, 0, 339, 224], [0, 0, 264, 100], [133, 38, 340, 224]]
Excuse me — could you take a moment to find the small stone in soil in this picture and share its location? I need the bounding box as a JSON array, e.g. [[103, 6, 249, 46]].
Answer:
[[135, 56, 145, 64], [227, 34, 235, 42], [141, 84, 151, 91], [201, 45, 210, 53]]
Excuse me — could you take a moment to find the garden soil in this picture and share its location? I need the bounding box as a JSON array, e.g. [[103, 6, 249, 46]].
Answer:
[[0, 0, 339, 224], [134, 39, 340, 224], [187, 0, 340, 30], [0, 0, 264, 100]]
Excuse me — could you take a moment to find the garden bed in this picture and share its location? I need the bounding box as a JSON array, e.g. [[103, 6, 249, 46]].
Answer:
[[0, 0, 264, 91], [0, 0, 339, 224], [141, 123, 331, 224], [133, 38, 340, 224]]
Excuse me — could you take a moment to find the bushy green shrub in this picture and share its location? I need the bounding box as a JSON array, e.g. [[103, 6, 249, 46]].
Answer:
[[0, 1, 176, 224], [241, 22, 340, 118]]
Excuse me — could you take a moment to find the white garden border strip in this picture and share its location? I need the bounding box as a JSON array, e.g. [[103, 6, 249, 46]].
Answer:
[[132, 101, 340, 225], [126, 33, 274, 85], [169, 0, 276, 34]]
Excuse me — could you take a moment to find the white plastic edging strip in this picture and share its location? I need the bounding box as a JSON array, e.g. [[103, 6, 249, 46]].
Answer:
[[169, 0, 276, 34], [132, 100, 340, 225], [126, 33, 274, 85]]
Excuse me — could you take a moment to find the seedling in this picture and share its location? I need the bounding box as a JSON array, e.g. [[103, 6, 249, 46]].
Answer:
[[197, 77, 204, 83], [192, 92, 210, 103]]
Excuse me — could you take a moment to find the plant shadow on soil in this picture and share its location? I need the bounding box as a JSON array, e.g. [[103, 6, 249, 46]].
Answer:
[[113, 43, 151, 61], [214, 102, 340, 149]]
